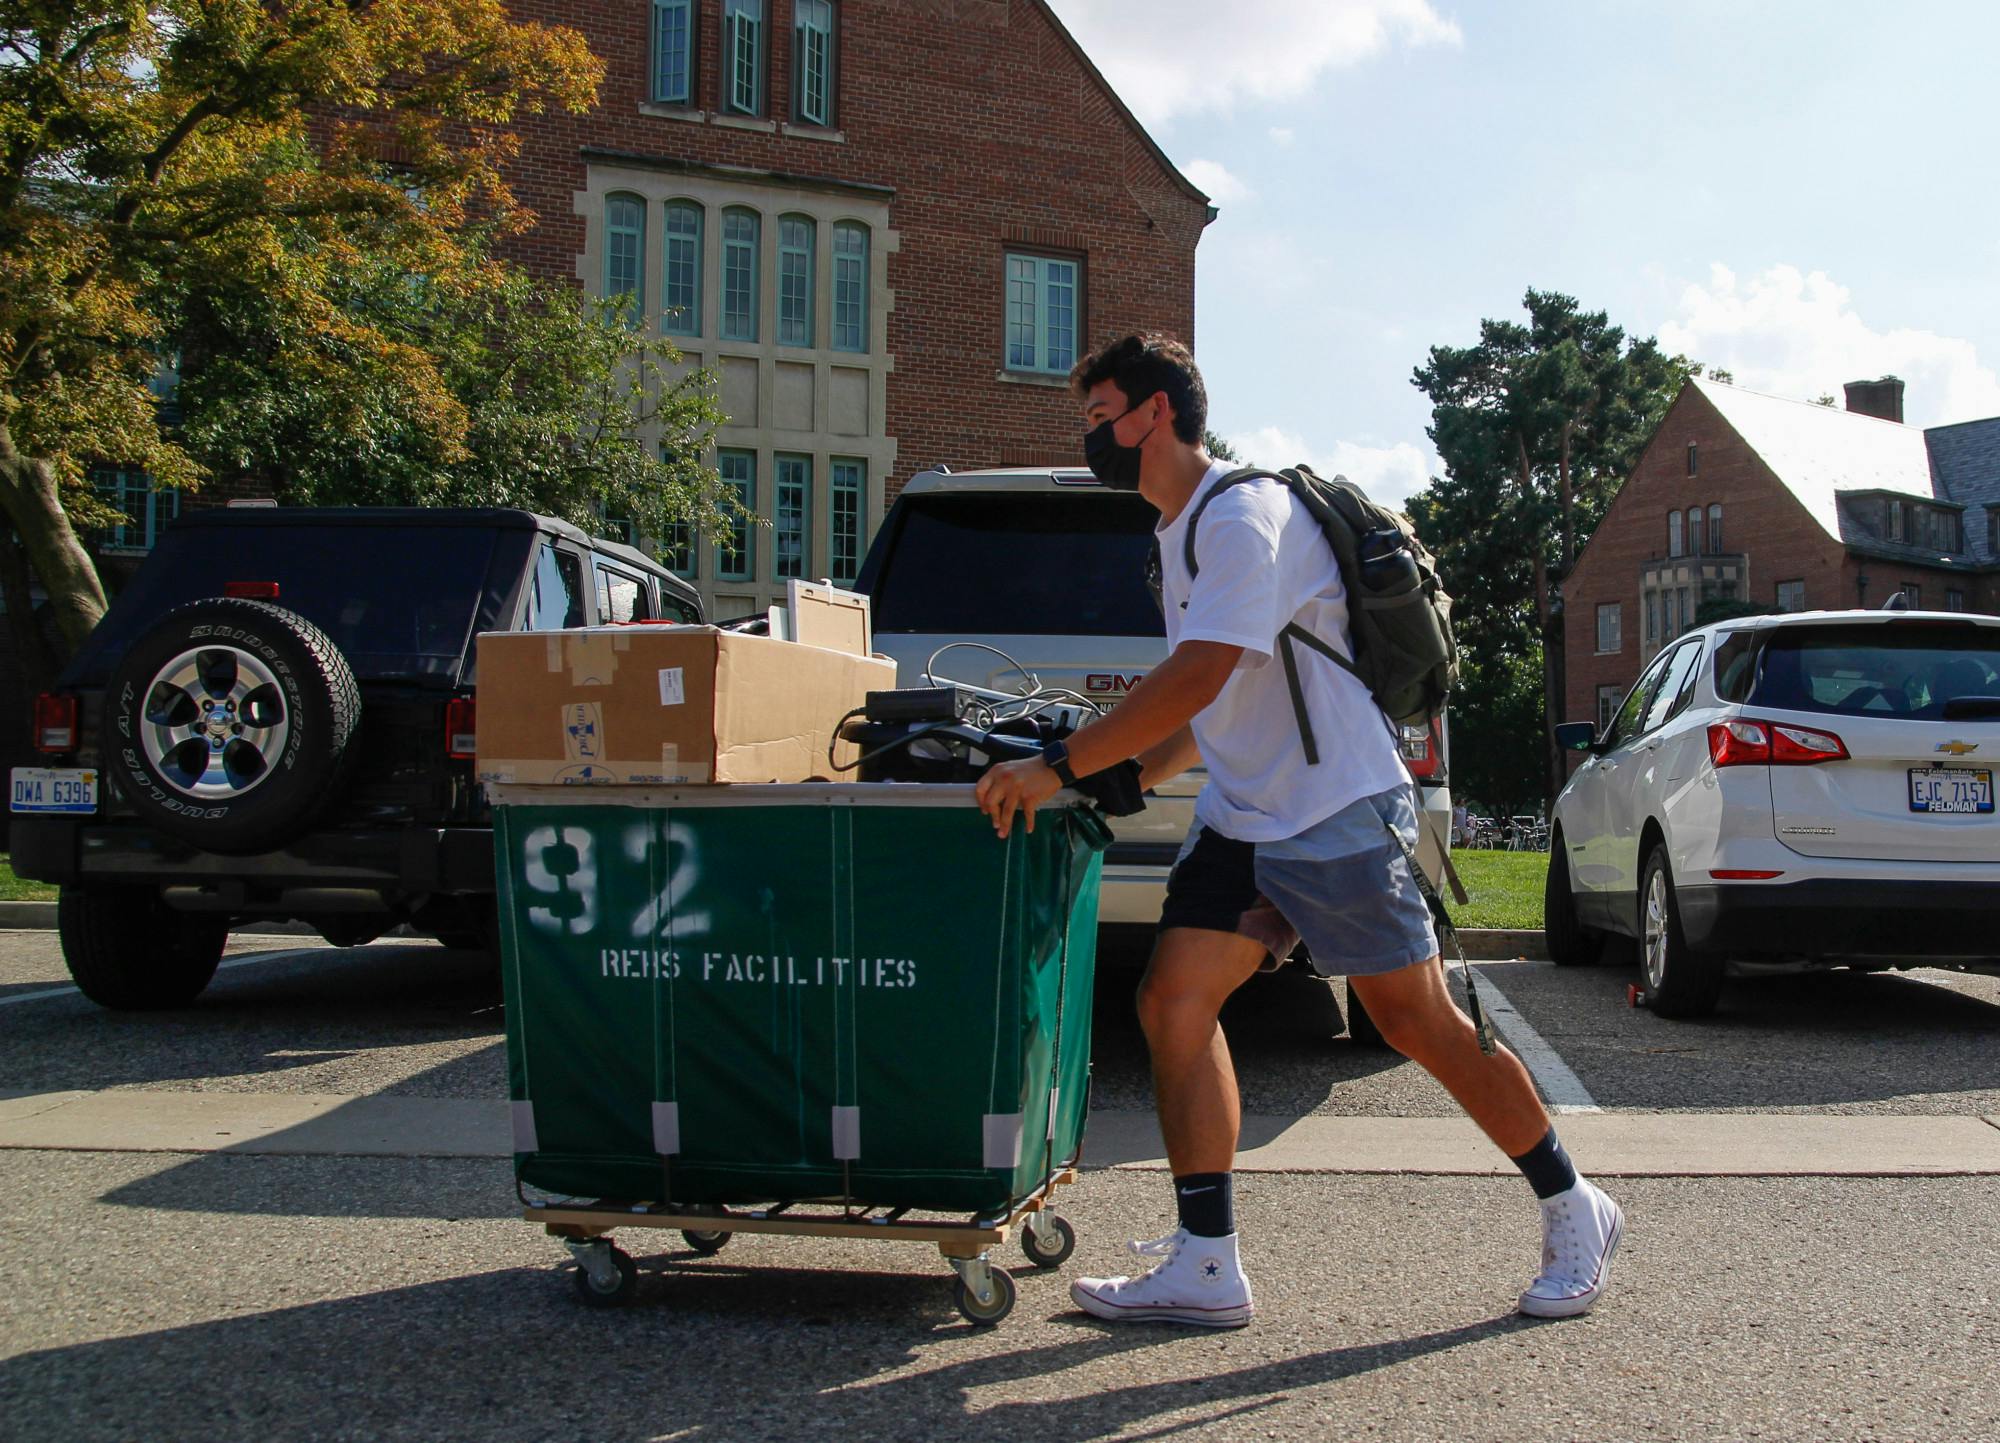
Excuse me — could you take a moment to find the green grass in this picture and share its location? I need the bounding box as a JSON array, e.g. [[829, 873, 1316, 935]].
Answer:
[[0, 854, 57, 902], [1446, 848, 1547, 930]]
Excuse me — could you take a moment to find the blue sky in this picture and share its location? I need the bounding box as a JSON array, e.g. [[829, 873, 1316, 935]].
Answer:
[[1049, 0, 2000, 503]]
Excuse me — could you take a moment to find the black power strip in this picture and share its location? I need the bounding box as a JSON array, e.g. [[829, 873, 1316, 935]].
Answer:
[[863, 687, 973, 723]]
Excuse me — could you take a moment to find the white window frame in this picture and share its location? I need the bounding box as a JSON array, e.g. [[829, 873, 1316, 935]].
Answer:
[[1776, 579, 1805, 613], [1596, 602, 1622, 655], [1596, 684, 1622, 736], [94, 468, 180, 552], [1667, 509, 1683, 558], [1004, 252, 1079, 375]]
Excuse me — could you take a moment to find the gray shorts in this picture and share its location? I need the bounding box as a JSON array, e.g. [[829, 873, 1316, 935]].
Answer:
[[1158, 784, 1440, 977]]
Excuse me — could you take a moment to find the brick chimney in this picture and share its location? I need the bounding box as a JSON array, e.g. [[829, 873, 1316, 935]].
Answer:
[[1843, 376, 1906, 423]]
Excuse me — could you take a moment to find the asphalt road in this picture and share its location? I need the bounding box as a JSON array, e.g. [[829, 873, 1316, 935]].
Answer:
[[4, 927, 2000, 1441]]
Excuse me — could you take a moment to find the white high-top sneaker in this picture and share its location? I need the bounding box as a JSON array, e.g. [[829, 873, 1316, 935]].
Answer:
[[1070, 1228, 1255, 1327], [1518, 1178, 1624, 1318]]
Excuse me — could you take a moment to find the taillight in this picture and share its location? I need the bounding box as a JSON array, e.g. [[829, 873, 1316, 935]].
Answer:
[[1711, 869, 1786, 880], [1707, 718, 1848, 768], [224, 581, 281, 600], [34, 693, 78, 753], [1401, 718, 1443, 779], [445, 697, 477, 759]]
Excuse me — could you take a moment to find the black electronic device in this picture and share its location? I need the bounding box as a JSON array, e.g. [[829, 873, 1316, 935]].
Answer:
[[862, 686, 975, 724]]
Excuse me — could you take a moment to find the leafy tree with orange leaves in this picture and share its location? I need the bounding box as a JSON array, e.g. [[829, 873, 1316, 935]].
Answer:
[[2, 3, 726, 683]]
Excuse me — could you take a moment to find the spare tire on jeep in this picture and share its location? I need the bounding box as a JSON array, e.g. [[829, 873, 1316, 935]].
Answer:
[[101, 597, 361, 855]]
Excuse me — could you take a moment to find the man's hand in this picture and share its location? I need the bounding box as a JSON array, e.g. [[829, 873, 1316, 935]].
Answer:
[[975, 756, 1061, 839]]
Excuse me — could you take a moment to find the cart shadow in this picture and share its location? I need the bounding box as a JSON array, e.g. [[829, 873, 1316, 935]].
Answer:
[[0, 1257, 1534, 1443]]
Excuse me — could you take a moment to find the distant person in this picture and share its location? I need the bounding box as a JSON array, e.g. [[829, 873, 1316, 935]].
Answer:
[[1453, 801, 1471, 847], [976, 333, 1623, 1329]]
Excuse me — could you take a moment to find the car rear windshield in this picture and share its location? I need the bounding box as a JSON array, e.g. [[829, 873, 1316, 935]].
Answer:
[[84, 524, 504, 681], [868, 492, 1165, 637], [1745, 621, 2000, 719]]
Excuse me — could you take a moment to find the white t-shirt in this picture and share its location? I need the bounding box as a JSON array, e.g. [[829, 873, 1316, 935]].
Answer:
[[1159, 462, 1411, 842]]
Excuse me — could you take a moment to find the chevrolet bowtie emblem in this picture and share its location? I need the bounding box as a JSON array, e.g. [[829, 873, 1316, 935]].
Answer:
[[1936, 740, 1980, 755]]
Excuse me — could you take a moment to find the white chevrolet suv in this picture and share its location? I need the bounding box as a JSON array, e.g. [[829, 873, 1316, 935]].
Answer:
[[1545, 608, 2000, 1018], [855, 466, 1452, 940]]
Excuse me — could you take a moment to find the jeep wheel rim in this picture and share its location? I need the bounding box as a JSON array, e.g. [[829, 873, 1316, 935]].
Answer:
[[140, 644, 291, 799], [1643, 867, 1670, 989]]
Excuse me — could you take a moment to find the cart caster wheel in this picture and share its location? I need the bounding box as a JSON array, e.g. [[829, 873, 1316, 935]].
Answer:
[[572, 1245, 638, 1307], [681, 1228, 733, 1256], [1021, 1213, 1076, 1269], [954, 1267, 1018, 1327]]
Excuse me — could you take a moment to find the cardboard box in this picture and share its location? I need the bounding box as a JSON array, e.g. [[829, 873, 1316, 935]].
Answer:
[[475, 627, 895, 786]]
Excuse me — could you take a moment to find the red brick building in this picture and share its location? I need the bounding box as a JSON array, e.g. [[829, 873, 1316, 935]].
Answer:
[[496, 0, 1212, 617], [1563, 376, 2000, 736]]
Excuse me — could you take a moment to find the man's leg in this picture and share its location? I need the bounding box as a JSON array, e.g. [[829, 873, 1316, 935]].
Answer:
[[1347, 955, 1546, 1155], [1350, 956, 1624, 1318], [1069, 925, 1265, 1328], [1136, 926, 1268, 1174]]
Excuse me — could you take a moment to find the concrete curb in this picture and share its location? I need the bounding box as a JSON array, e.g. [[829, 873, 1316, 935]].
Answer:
[[4, 1090, 1998, 1176], [0, 900, 1552, 957]]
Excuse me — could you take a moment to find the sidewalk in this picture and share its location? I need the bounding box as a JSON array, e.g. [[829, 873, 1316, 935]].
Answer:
[[5, 1088, 1998, 1175]]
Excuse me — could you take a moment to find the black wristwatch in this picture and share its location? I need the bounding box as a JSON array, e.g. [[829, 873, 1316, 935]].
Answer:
[[1041, 738, 1080, 787]]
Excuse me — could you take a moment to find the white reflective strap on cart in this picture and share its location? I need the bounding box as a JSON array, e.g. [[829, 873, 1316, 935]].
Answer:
[[511, 1101, 540, 1153], [1047, 1087, 1060, 1140], [652, 1101, 681, 1155], [831, 1105, 861, 1160], [983, 1113, 1024, 1169]]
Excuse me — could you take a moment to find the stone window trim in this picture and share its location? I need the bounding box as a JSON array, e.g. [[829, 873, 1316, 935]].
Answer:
[[995, 370, 1071, 390], [575, 165, 899, 617]]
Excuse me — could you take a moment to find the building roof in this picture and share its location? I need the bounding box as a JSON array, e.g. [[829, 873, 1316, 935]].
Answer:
[[1691, 377, 1937, 542], [1926, 416, 2000, 563]]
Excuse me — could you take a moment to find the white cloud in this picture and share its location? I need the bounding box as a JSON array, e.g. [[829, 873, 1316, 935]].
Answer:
[[1224, 426, 1437, 508], [1047, 1, 1462, 127], [1180, 157, 1252, 206], [1659, 263, 2000, 427], [1269, 126, 1296, 147]]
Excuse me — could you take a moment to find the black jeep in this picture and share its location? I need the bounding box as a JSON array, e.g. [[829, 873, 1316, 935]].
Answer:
[[10, 507, 700, 1009]]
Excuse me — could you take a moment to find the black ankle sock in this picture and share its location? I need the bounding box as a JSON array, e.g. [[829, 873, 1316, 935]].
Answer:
[[1172, 1171, 1235, 1238], [1510, 1127, 1579, 1200]]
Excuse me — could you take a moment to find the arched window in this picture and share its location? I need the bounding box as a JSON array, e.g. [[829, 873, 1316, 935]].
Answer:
[[1687, 506, 1704, 557], [832, 222, 868, 352], [721, 208, 760, 342], [777, 214, 814, 348], [1667, 510, 1683, 558], [604, 193, 645, 327], [663, 202, 702, 337], [1707, 503, 1723, 554]]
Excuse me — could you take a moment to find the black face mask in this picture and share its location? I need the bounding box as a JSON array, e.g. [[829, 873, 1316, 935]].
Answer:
[[1083, 402, 1156, 491]]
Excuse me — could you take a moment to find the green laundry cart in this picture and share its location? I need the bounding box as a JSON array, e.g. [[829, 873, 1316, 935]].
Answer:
[[492, 782, 1109, 1325]]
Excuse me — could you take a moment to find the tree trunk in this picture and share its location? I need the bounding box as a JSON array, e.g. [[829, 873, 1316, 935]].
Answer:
[[0, 531, 59, 700], [0, 423, 109, 657]]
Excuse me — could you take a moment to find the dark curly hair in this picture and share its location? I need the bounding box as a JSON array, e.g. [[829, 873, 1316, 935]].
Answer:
[[1069, 332, 1208, 445]]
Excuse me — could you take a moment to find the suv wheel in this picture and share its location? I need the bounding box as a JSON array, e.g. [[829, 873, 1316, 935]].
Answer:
[[1543, 839, 1603, 967], [1638, 844, 1724, 1018], [59, 886, 229, 1010], [102, 598, 361, 855]]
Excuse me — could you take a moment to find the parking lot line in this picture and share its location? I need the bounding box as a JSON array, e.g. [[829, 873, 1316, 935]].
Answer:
[[0, 946, 325, 1009], [1469, 964, 1603, 1115]]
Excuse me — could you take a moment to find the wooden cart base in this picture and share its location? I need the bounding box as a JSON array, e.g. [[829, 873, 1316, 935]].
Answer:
[[525, 1166, 1081, 1325]]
